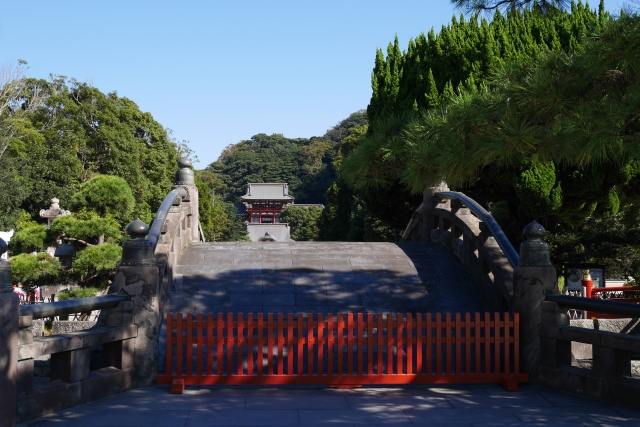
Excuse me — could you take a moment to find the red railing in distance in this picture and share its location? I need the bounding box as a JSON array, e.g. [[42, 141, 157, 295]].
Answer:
[[157, 312, 527, 390], [588, 286, 640, 319]]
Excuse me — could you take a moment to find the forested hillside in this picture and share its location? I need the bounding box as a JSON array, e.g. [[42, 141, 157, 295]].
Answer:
[[204, 111, 367, 205]]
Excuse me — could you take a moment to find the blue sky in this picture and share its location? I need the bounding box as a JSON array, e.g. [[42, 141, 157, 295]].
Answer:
[[0, 1, 623, 167]]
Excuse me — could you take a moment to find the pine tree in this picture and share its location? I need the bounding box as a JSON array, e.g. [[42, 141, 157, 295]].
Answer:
[[425, 69, 440, 108]]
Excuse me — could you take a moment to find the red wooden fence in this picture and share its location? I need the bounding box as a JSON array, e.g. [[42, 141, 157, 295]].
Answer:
[[588, 286, 640, 319], [157, 312, 527, 390]]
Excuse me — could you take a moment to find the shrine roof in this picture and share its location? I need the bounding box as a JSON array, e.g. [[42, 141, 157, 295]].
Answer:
[[241, 183, 294, 201]]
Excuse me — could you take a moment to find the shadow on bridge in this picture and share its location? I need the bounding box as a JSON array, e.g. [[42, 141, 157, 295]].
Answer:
[[167, 242, 489, 316]]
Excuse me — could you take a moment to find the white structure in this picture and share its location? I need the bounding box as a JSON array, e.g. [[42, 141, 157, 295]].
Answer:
[[246, 223, 291, 242], [0, 230, 13, 260]]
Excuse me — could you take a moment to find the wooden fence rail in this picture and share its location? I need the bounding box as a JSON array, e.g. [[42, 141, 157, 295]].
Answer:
[[157, 312, 527, 390]]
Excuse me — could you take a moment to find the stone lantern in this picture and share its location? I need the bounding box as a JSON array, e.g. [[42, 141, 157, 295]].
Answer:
[[39, 198, 70, 226], [54, 243, 76, 268]]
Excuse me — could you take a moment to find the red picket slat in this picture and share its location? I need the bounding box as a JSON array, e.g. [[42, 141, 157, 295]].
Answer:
[[307, 314, 314, 376], [277, 314, 284, 376], [455, 313, 461, 375], [445, 313, 452, 376], [267, 314, 274, 376], [197, 313, 203, 376], [176, 314, 183, 376], [377, 314, 383, 375], [247, 313, 254, 376], [297, 314, 304, 375], [237, 313, 244, 376], [397, 313, 403, 376], [474, 313, 481, 375], [367, 313, 373, 375], [317, 314, 324, 377], [514, 313, 520, 375], [327, 314, 334, 376], [357, 313, 364, 376], [347, 313, 354, 376], [257, 314, 264, 376], [416, 313, 423, 375], [287, 313, 294, 375], [494, 312, 500, 375], [387, 314, 393, 375], [186, 313, 193, 376], [504, 312, 510, 374], [166, 313, 173, 376], [407, 313, 413, 375], [484, 313, 491, 374], [465, 313, 471, 375], [436, 313, 442, 375], [426, 314, 432, 376], [207, 313, 214, 375], [337, 314, 344, 375], [226, 314, 233, 376]]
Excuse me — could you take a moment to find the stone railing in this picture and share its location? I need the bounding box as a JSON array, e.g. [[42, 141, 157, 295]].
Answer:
[[538, 295, 640, 408], [0, 157, 203, 427], [108, 157, 202, 389], [16, 294, 134, 423], [402, 186, 518, 312], [401, 186, 640, 408]]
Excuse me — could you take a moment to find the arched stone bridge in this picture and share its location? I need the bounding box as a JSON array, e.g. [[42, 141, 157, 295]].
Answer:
[[7, 159, 640, 426]]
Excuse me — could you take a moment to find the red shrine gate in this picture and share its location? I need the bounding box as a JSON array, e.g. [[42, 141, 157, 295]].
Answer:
[[157, 312, 528, 392]]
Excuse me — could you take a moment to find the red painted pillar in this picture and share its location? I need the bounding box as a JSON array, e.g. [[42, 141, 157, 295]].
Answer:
[[582, 270, 593, 298]]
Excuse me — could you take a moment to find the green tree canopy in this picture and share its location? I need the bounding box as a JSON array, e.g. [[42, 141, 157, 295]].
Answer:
[[10, 252, 61, 293], [280, 206, 323, 241], [1, 77, 180, 230], [339, 0, 607, 239], [195, 171, 249, 242], [207, 111, 367, 206], [70, 175, 135, 224], [71, 243, 122, 287], [450, 0, 573, 14]]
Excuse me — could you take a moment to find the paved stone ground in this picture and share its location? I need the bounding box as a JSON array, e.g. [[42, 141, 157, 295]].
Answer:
[[18, 384, 640, 426], [166, 242, 489, 315]]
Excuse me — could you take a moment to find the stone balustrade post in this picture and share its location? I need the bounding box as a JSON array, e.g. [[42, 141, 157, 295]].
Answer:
[[539, 301, 572, 369], [109, 220, 160, 387], [0, 237, 18, 427], [172, 157, 200, 242], [17, 315, 34, 397], [423, 182, 449, 241], [103, 301, 135, 370], [512, 221, 557, 379]]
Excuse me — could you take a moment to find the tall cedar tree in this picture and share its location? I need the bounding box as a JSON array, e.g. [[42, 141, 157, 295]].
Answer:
[[341, 0, 606, 237]]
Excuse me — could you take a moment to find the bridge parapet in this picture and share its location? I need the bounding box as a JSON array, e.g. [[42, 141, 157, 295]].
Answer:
[[403, 186, 517, 312], [0, 157, 206, 426], [538, 296, 640, 408], [109, 157, 202, 389]]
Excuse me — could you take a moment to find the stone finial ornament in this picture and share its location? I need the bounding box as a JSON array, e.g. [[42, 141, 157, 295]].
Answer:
[[120, 219, 155, 266], [174, 157, 195, 186], [518, 220, 552, 267], [126, 218, 150, 239], [0, 237, 11, 293]]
